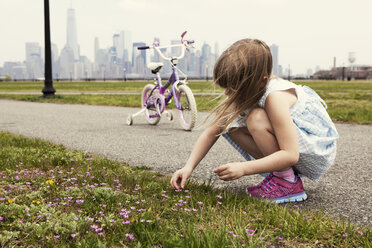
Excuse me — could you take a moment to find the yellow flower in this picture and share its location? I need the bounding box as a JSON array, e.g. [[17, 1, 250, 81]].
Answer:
[[8, 199, 14, 204], [32, 200, 41, 205], [45, 180, 54, 186]]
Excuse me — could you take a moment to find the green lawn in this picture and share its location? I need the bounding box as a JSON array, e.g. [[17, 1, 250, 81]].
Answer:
[[0, 132, 370, 247], [1, 80, 371, 124]]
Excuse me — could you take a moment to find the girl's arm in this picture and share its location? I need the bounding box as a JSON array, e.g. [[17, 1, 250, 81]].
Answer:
[[170, 122, 222, 189], [214, 91, 299, 180]]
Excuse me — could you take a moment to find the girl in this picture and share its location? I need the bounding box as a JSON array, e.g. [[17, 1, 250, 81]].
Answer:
[[170, 39, 339, 203]]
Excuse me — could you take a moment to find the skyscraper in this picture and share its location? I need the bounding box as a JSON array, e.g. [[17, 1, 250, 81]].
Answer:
[[25, 42, 41, 62], [118, 30, 132, 62], [25, 42, 43, 79], [94, 37, 99, 63], [270, 44, 279, 76], [132, 42, 146, 75], [66, 8, 80, 61]]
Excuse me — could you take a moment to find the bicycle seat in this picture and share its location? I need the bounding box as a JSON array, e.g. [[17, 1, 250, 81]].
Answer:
[[147, 62, 164, 74]]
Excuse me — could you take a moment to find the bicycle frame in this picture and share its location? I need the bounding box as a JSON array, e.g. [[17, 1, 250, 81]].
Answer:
[[146, 66, 183, 111]]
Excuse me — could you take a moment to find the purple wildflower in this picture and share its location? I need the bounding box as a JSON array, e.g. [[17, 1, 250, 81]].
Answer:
[[216, 195, 223, 199], [71, 234, 76, 238], [54, 235, 60, 239], [125, 233, 134, 240]]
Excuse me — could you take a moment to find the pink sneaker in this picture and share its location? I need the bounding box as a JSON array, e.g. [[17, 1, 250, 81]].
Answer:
[[245, 175, 307, 203], [246, 174, 274, 195]]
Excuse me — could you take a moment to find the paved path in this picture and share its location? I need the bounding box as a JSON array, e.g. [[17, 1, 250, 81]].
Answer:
[[0, 99, 371, 227]]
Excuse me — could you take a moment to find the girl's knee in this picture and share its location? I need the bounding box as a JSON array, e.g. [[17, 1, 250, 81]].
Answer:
[[246, 108, 272, 134]]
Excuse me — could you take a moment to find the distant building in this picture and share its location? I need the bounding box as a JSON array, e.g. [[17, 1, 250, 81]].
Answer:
[[25, 42, 43, 79], [58, 46, 74, 79], [132, 42, 146, 75], [119, 30, 132, 63], [313, 65, 372, 80], [270, 44, 279, 76], [66, 8, 80, 61]]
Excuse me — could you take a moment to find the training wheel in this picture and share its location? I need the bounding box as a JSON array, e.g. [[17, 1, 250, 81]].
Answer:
[[126, 115, 133, 125], [164, 111, 173, 121]]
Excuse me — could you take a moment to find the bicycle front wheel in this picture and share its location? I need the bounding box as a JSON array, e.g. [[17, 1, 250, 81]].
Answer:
[[176, 84, 197, 131], [142, 84, 161, 125]]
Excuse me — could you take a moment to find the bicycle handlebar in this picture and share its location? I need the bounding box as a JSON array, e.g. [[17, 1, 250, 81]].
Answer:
[[137, 42, 194, 61], [138, 46, 150, 50], [137, 32, 194, 61]]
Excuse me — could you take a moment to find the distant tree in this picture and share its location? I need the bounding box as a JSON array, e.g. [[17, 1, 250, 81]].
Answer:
[[5, 75, 12, 81]]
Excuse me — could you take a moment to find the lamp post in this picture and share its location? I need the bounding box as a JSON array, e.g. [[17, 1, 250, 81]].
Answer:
[[123, 68, 127, 81], [42, 0, 56, 97]]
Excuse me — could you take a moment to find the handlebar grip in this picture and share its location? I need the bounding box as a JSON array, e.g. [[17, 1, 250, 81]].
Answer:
[[187, 40, 195, 44], [137, 46, 150, 50]]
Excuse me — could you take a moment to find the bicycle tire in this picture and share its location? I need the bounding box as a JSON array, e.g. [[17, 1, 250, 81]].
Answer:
[[142, 84, 161, 125], [176, 84, 197, 131]]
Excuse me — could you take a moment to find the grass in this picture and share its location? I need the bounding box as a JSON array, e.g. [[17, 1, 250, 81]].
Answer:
[[0, 132, 371, 247], [0, 81, 219, 93], [1, 80, 372, 124]]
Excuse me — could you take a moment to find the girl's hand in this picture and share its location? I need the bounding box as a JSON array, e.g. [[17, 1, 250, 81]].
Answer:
[[213, 162, 246, 181], [170, 167, 193, 190]]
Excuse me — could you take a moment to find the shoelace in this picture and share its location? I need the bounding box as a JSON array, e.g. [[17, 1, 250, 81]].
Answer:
[[262, 179, 276, 192], [258, 174, 274, 188]]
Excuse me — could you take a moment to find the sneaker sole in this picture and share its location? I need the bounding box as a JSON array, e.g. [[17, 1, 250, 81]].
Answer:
[[272, 192, 308, 204], [245, 188, 308, 204]]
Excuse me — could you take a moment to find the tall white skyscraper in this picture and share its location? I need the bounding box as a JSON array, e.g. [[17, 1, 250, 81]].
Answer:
[[66, 8, 80, 61], [270, 44, 279, 76], [94, 37, 99, 63], [118, 30, 132, 62]]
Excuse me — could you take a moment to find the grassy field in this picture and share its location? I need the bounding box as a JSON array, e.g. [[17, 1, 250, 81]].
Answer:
[[0, 80, 371, 124], [0, 132, 370, 247]]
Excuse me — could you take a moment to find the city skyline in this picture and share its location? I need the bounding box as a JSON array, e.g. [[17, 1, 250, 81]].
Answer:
[[1, 0, 371, 76], [2, 7, 224, 80]]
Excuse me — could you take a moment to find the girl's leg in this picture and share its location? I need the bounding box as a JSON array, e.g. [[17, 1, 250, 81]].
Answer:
[[229, 108, 280, 160], [234, 108, 306, 203], [228, 127, 263, 160], [231, 108, 295, 180]]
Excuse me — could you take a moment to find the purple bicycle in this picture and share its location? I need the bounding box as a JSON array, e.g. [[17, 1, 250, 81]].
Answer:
[[127, 31, 197, 131]]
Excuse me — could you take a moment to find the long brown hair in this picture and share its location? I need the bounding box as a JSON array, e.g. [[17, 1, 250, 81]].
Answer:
[[210, 39, 273, 134]]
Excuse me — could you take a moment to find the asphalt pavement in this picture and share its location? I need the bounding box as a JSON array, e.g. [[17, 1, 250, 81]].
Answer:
[[0, 99, 371, 227]]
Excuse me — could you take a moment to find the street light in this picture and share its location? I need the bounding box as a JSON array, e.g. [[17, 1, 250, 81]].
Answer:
[[42, 0, 56, 97], [123, 68, 127, 81]]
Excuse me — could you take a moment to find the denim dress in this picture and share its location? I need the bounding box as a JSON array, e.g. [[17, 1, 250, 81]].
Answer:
[[222, 78, 339, 181]]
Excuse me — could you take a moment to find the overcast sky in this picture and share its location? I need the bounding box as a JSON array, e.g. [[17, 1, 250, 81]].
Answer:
[[0, 0, 371, 75]]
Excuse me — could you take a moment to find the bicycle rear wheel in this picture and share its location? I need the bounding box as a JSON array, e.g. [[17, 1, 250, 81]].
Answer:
[[176, 84, 197, 131], [142, 84, 161, 125]]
